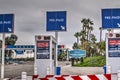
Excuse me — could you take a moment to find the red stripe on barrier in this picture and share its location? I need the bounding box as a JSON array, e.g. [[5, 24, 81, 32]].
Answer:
[[55, 76, 65, 80], [32, 75, 38, 80], [71, 76, 82, 80], [39, 78, 48, 80], [87, 75, 99, 80], [104, 74, 111, 80], [61, 75, 69, 77], [45, 75, 54, 78]]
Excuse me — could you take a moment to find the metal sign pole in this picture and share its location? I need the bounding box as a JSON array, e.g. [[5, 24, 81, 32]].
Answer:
[[1, 33, 5, 79], [55, 31, 58, 67]]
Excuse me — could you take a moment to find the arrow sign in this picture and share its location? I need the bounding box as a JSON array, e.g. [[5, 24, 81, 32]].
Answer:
[[46, 11, 67, 31], [102, 8, 120, 29], [0, 14, 14, 33]]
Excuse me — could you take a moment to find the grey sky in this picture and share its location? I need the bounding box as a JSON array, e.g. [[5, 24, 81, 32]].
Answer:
[[0, 0, 120, 49]]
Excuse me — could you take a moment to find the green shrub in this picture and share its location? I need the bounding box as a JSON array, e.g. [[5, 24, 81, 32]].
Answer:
[[74, 56, 106, 67]]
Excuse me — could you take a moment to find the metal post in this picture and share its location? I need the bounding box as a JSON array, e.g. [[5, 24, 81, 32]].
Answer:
[[66, 48, 69, 61], [55, 31, 58, 67], [1, 33, 5, 79]]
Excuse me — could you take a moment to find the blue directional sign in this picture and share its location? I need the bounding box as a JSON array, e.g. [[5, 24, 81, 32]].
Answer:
[[102, 9, 120, 29], [0, 14, 14, 33], [15, 50, 24, 54], [46, 11, 66, 31], [69, 49, 86, 58]]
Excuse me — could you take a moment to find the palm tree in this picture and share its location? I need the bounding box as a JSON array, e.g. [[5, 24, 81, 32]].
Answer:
[[74, 32, 80, 47], [81, 18, 94, 41], [90, 34, 97, 43], [99, 27, 102, 42], [79, 30, 86, 49], [72, 42, 78, 49], [88, 26, 94, 41]]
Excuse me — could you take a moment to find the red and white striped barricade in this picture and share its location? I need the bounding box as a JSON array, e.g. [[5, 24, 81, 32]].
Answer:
[[39, 74, 111, 80]]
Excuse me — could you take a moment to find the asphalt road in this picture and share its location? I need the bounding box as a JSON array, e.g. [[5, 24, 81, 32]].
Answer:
[[58, 61, 104, 75], [0, 62, 34, 79], [0, 61, 117, 79]]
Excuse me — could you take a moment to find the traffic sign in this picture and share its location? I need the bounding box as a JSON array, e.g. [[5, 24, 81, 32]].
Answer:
[[46, 11, 66, 31], [0, 14, 14, 33], [102, 8, 120, 29]]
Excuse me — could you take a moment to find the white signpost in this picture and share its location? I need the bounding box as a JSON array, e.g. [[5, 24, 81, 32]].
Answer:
[[102, 8, 120, 74], [46, 11, 67, 73], [106, 33, 120, 73], [0, 14, 14, 79], [35, 35, 57, 77]]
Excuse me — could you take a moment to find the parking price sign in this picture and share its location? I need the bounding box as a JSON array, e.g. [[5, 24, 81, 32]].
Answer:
[[108, 38, 120, 57], [36, 41, 50, 59]]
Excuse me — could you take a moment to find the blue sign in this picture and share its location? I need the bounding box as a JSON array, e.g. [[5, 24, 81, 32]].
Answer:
[[0, 14, 14, 33], [6, 45, 34, 50], [102, 8, 120, 29], [69, 49, 86, 58], [57, 50, 61, 55], [15, 50, 24, 54], [46, 11, 66, 31]]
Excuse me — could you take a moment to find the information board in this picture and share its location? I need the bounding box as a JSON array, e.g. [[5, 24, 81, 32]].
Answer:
[[108, 38, 120, 57], [36, 41, 50, 59], [69, 49, 86, 58]]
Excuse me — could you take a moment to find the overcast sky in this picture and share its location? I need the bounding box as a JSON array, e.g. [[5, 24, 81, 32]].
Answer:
[[0, 0, 120, 49]]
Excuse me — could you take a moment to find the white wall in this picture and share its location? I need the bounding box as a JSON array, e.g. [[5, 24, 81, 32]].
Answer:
[[12, 50, 34, 59]]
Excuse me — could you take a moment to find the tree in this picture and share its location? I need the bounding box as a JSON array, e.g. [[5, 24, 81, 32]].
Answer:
[[90, 34, 97, 43], [88, 26, 94, 41], [5, 34, 18, 45], [72, 42, 78, 49], [79, 30, 86, 49], [97, 41, 105, 55], [5, 34, 18, 59], [81, 18, 94, 41], [74, 32, 80, 48], [58, 50, 67, 61]]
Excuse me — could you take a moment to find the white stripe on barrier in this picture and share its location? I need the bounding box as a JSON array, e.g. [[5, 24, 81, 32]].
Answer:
[[64, 76, 73, 80], [48, 77, 56, 80], [80, 76, 91, 80], [96, 75, 108, 80]]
